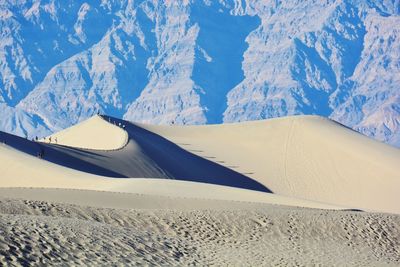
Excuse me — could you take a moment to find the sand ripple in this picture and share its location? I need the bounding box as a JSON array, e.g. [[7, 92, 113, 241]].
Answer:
[[0, 199, 399, 266]]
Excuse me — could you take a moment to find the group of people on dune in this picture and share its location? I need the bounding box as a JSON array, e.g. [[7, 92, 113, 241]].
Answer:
[[33, 136, 57, 159]]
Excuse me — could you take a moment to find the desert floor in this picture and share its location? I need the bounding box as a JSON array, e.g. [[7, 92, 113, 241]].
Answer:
[[0, 192, 400, 266]]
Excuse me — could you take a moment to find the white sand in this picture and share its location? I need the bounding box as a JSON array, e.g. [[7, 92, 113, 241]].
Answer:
[[42, 115, 128, 150], [140, 115, 400, 214], [0, 144, 343, 210], [0, 197, 399, 266], [1, 114, 400, 265]]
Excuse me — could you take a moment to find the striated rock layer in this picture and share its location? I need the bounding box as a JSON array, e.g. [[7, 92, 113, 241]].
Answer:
[[0, 0, 399, 147]]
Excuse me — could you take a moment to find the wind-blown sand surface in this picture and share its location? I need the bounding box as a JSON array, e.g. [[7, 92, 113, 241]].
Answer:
[[0, 114, 399, 266], [0, 196, 399, 266]]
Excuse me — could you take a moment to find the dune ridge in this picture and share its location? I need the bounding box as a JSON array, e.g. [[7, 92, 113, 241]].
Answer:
[[42, 115, 128, 150], [140, 115, 400, 214]]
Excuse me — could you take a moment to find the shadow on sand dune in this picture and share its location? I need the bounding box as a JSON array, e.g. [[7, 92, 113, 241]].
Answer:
[[0, 116, 270, 193]]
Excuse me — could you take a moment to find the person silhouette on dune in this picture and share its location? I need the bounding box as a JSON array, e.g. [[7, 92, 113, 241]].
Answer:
[[37, 148, 44, 159]]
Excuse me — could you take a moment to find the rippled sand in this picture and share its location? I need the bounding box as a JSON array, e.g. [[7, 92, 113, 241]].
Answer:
[[0, 198, 399, 266]]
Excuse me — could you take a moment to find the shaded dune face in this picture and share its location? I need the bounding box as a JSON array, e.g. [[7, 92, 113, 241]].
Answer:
[[0, 131, 123, 178], [0, 116, 269, 193]]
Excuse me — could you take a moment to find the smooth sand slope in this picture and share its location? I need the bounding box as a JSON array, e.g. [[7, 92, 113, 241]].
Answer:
[[141, 115, 400, 214], [0, 143, 343, 210], [43, 115, 128, 150]]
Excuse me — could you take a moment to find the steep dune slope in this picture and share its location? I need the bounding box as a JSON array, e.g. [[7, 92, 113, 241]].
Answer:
[[43, 115, 128, 150], [141, 115, 400, 213], [1, 115, 267, 192], [0, 142, 343, 210]]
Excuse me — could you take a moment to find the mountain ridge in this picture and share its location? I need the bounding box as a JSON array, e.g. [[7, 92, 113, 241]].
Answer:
[[0, 0, 399, 147]]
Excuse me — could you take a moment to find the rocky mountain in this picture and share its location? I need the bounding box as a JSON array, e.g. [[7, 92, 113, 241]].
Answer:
[[0, 0, 399, 147]]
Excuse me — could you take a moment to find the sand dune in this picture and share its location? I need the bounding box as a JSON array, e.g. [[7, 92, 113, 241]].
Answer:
[[0, 145, 343, 210], [0, 114, 400, 265], [42, 115, 128, 150], [1, 116, 268, 192], [140, 115, 400, 214]]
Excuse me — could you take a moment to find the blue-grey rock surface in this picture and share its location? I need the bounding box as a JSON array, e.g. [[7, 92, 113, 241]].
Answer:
[[0, 0, 399, 147]]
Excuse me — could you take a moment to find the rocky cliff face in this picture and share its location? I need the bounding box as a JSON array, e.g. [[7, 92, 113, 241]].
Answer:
[[0, 0, 399, 147]]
